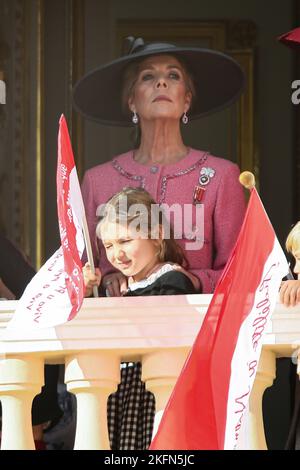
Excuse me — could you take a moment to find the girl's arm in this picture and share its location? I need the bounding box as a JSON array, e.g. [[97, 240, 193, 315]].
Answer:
[[83, 262, 102, 297], [101, 272, 128, 297]]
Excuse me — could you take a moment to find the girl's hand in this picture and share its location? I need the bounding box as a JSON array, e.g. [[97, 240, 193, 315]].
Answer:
[[280, 280, 300, 307], [102, 272, 128, 297], [83, 262, 101, 297], [170, 264, 201, 292]]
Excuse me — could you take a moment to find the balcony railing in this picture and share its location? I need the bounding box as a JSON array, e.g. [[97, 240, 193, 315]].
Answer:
[[0, 295, 299, 450]]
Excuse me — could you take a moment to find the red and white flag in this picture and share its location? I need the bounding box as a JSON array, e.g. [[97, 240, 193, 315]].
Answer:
[[7, 115, 85, 329], [150, 188, 289, 450]]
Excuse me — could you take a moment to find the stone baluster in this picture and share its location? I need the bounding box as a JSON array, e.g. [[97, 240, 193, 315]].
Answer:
[[65, 352, 120, 450], [246, 349, 276, 449], [142, 349, 189, 436], [0, 355, 44, 450]]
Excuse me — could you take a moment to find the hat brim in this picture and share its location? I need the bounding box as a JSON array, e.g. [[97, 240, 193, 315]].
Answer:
[[73, 46, 245, 126]]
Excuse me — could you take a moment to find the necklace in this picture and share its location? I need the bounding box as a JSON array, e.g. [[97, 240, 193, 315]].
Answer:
[[132, 147, 189, 166]]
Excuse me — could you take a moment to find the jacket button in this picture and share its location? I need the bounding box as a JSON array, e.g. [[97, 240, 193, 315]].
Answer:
[[150, 166, 159, 174]]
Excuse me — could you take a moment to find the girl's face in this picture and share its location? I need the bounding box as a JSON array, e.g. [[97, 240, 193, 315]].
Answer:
[[101, 221, 159, 282], [293, 248, 300, 279], [128, 55, 191, 123]]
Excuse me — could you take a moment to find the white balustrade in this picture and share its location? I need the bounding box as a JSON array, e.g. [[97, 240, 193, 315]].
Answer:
[[0, 296, 299, 450]]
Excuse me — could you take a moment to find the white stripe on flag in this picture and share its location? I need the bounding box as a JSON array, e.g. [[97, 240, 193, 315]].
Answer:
[[224, 237, 288, 449], [4, 116, 86, 330]]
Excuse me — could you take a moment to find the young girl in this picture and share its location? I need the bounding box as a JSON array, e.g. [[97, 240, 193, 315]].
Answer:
[[280, 221, 300, 307], [83, 187, 198, 450], [83, 187, 198, 298]]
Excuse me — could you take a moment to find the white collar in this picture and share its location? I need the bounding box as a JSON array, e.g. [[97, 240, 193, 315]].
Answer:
[[127, 263, 176, 292]]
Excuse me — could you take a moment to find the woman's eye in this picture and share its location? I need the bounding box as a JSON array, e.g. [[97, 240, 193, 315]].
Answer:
[[141, 73, 154, 81], [169, 71, 180, 80], [120, 239, 131, 244], [104, 244, 112, 250]]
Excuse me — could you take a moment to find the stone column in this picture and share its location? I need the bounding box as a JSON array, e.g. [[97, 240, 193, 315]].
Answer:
[[0, 355, 44, 450], [247, 349, 276, 449], [65, 352, 120, 450], [142, 349, 189, 437]]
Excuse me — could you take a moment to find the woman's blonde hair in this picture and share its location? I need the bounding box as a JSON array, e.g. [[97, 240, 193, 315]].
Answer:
[[286, 221, 300, 253], [121, 55, 196, 117], [96, 187, 188, 267]]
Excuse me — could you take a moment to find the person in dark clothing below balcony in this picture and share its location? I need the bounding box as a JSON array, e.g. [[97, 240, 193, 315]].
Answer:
[[0, 233, 62, 450], [83, 187, 197, 449]]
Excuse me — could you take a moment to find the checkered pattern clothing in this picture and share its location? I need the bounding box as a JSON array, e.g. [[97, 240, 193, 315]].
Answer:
[[107, 362, 155, 450]]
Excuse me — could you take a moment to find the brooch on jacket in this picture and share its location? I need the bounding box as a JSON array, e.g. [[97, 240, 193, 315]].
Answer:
[[193, 167, 216, 204]]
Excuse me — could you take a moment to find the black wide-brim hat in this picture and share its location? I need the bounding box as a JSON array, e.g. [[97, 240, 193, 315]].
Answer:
[[73, 38, 245, 126]]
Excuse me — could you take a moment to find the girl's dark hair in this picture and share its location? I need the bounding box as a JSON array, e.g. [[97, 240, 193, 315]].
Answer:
[[96, 187, 189, 268]]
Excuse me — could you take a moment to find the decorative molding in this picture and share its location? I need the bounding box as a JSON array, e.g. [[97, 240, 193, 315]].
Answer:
[[0, 0, 84, 265], [35, 0, 83, 267], [0, 172, 6, 233], [35, 0, 44, 268], [0, 3, 10, 233], [0, 70, 6, 104], [0, 0, 34, 256], [70, 0, 85, 180], [0, 63, 7, 229], [12, 0, 27, 250], [226, 20, 257, 50]]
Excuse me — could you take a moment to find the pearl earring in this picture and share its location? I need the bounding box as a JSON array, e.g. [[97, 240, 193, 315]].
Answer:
[[182, 112, 188, 124], [132, 111, 139, 124]]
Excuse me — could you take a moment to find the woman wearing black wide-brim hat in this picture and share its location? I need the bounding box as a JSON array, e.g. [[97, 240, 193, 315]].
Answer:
[[74, 37, 246, 450], [73, 36, 245, 125]]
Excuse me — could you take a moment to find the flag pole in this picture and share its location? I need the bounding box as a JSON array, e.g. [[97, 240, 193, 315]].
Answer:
[[82, 214, 99, 298], [239, 170, 256, 191]]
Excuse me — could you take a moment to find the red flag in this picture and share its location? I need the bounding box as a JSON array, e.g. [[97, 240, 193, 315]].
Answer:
[[7, 115, 85, 329], [150, 188, 289, 450], [57, 114, 85, 320]]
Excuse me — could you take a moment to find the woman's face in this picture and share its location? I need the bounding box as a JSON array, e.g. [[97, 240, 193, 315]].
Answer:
[[128, 55, 192, 123], [101, 221, 159, 282]]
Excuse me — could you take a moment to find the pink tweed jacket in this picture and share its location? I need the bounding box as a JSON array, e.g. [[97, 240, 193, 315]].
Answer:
[[81, 148, 246, 293]]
